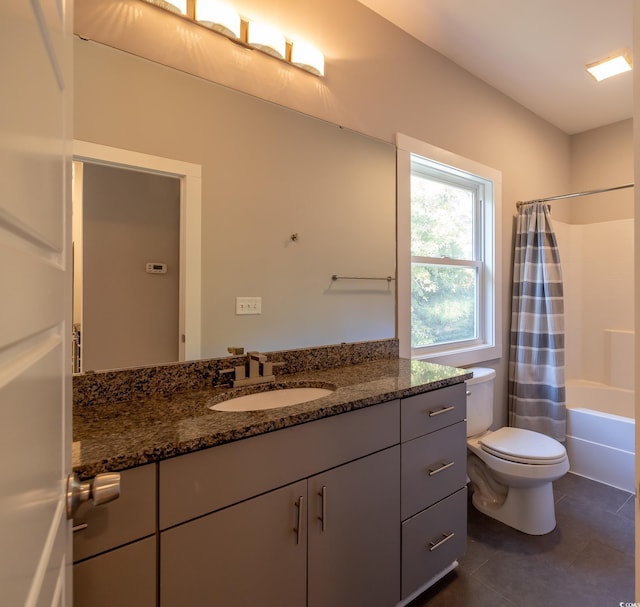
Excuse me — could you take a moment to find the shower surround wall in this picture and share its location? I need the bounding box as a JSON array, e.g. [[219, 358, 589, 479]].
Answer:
[[554, 218, 635, 389], [554, 218, 634, 491]]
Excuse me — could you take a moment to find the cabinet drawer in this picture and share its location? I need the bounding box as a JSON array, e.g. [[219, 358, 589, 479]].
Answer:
[[74, 536, 156, 607], [401, 383, 466, 442], [401, 421, 467, 520], [73, 464, 156, 562], [401, 487, 467, 600], [159, 400, 399, 529]]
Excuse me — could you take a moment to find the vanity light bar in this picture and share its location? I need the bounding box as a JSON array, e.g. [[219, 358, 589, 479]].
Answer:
[[247, 21, 287, 60], [143, 0, 325, 76], [146, 0, 187, 15], [195, 0, 241, 39]]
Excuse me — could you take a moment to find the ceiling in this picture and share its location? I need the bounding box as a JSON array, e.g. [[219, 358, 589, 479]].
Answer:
[[357, 0, 633, 135]]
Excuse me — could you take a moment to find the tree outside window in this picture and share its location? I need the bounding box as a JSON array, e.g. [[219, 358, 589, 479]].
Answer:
[[410, 161, 483, 354]]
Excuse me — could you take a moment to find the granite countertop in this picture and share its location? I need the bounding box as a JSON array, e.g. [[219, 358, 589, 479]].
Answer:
[[73, 358, 471, 479]]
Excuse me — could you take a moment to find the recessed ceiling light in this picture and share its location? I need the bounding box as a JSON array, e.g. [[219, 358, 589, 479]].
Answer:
[[586, 49, 632, 82]]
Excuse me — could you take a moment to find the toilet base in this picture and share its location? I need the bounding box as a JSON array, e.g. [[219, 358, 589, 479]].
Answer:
[[471, 481, 557, 535]]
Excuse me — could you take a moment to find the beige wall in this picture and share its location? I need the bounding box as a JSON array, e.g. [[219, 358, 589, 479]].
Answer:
[[554, 119, 634, 224], [82, 163, 181, 370], [74, 0, 576, 423]]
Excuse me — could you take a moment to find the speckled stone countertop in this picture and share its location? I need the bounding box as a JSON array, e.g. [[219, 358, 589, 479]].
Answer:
[[73, 358, 471, 479]]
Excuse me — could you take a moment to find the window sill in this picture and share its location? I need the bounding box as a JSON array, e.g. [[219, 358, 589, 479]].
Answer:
[[412, 342, 501, 369]]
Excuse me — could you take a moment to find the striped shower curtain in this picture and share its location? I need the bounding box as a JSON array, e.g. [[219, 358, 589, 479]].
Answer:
[[508, 202, 566, 442]]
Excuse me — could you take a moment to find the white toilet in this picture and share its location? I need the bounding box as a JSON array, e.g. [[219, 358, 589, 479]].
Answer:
[[465, 367, 569, 535]]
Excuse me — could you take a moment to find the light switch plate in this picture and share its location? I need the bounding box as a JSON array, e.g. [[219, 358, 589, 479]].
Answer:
[[236, 296, 262, 315]]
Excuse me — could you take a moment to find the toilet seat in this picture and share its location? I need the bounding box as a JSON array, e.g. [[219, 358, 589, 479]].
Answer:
[[479, 427, 567, 465]]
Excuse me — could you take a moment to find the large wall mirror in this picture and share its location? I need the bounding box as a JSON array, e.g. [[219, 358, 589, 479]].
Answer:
[[74, 38, 397, 372]]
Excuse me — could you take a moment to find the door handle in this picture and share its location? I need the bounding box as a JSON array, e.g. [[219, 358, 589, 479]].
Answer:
[[66, 472, 121, 520]]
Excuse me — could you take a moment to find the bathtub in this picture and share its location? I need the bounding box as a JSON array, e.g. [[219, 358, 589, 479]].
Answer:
[[565, 380, 635, 493]]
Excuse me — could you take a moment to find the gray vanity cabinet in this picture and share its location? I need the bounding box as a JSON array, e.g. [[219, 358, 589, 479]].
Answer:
[[161, 447, 400, 607], [158, 401, 400, 607], [399, 383, 468, 600], [72, 464, 157, 607], [72, 379, 470, 607]]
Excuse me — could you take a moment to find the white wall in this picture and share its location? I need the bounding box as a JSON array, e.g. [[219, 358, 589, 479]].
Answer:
[[556, 218, 634, 386]]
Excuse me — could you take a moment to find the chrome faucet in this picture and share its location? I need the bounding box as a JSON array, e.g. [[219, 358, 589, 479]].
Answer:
[[221, 351, 276, 387]]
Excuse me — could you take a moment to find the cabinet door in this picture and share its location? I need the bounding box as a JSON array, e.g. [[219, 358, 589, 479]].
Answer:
[[74, 536, 156, 607], [160, 479, 307, 607], [308, 447, 400, 607]]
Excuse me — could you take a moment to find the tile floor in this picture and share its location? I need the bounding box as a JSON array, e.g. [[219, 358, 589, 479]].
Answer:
[[409, 473, 635, 607]]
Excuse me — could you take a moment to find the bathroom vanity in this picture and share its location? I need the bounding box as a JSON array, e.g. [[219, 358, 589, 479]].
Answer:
[[72, 353, 470, 607]]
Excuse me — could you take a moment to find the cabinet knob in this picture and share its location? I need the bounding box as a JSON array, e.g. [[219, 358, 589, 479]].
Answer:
[[66, 472, 121, 520]]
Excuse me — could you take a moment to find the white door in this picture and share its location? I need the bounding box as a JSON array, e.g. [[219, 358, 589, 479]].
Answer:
[[1, 0, 73, 605]]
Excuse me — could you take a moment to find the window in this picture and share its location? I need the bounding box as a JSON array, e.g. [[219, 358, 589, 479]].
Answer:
[[396, 134, 502, 366]]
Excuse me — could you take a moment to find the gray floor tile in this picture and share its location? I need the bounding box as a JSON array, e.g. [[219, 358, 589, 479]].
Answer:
[[407, 569, 516, 607], [472, 544, 578, 606], [555, 493, 634, 556], [410, 476, 635, 606], [618, 494, 635, 522], [554, 473, 633, 514], [567, 539, 635, 605]]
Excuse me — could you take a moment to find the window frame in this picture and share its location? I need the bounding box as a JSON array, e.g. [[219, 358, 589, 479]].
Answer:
[[396, 133, 502, 367]]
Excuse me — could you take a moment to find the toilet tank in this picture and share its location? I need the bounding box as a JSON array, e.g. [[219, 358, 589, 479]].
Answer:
[[465, 367, 496, 437]]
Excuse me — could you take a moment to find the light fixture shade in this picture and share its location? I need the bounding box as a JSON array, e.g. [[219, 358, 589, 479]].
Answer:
[[195, 0, 241, 39], [247, 21, 286, 59], [586, 49, 632, 82], [145, 0, 187, 15], [291, 41, 324, 76]]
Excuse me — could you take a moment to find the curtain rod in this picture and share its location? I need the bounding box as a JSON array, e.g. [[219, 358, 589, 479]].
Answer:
[[516, 183, 634, 209]]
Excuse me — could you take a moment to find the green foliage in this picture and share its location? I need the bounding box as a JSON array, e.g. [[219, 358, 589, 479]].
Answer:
[[411, 265, 476, 347], [410, 176, 473, 258], [410, 175, 477, 348]]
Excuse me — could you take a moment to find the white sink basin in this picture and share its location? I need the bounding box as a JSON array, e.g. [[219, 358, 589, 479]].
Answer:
[[209, 387, 334, 412]]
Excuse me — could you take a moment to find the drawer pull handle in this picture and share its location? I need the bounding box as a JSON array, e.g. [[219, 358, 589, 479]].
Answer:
[[428, 461, 455, 476], [429, 532, 455, 552], [428, 405, 455, 417], [318, 486, 327, 532], [72, 523, 88, 533], [294, 496, 304, 545]]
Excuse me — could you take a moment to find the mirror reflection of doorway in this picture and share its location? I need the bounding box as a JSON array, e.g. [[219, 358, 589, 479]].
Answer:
[[73, 161, 181, 372]]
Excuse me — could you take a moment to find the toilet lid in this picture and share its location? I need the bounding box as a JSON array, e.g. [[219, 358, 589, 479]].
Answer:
[[479, 427, 567, 465]]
